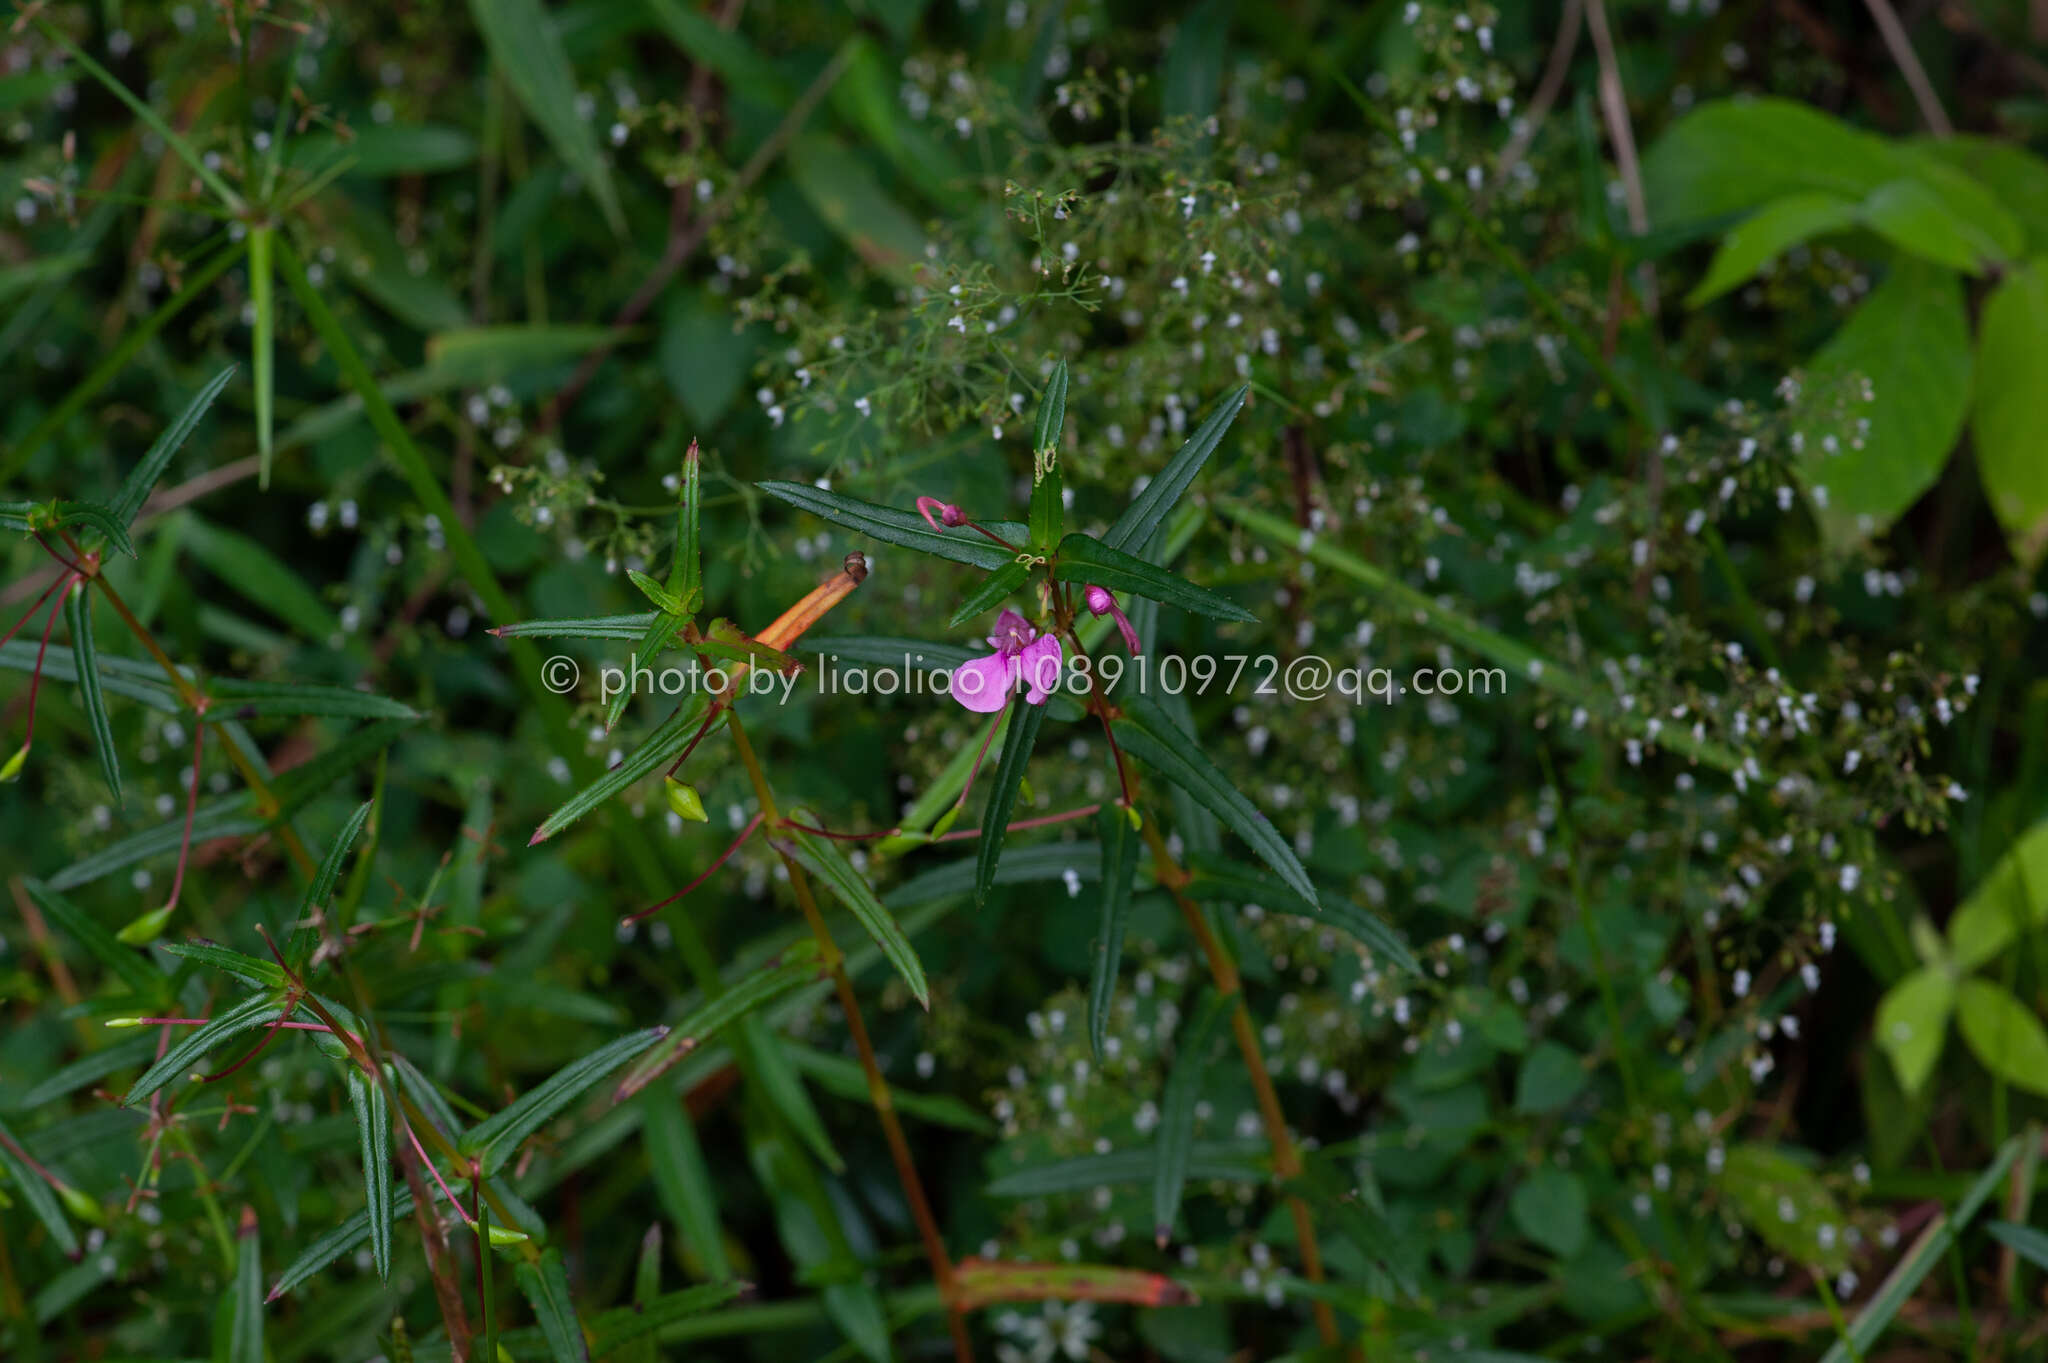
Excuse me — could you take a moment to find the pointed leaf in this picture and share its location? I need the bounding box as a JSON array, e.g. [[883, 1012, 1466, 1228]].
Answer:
[[1184, 854, 1415, 974], [23, 879, 163, 997], [1957, 978, 2048, 1097], [588, 1282, 750, 1352], [641, 1092, 733, 1280], [1102, 384, 1247, 553], [0, 1112, 81, 1258], [160, 943, 288, 990], [757, 480, 1026, 570], [461, 1027, 668, 1175], [1987, 1220, 2048, 1273], [491, 612, 657, 641], [1153, 988, 1231, 1244], [1088, 806, 1139, 1062], [64, 583, 120, 805], [778, 826, 930, 1007], [346, 1071, 394, 1282], [1684, 192, 1860, 307], [250, 226, 276, 485], [229, 1208, 264, 1363], [1054, 533, 1254, 622], [531, 694, 711, 843], [987, 1143, 1269, 1197], [948, 558, 1033, 629], [976, 693, 1049, 904], [286, 800, 376, 969], [667, 441, 704, 612], [615, 945, 823, 1100], [210, 677, 418, 721], [124, 993, 288, 1108], [468, 0, 623, 234], [515, 1247, 591, 1363]]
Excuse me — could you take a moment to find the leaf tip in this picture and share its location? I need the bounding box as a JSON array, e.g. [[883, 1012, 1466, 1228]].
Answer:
[[528, 825, 548, 847]]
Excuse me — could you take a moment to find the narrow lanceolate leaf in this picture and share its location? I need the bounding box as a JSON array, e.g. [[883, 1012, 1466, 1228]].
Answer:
[[160, 943, 289, 990], [1035, 358, 1069, 455], [641, 1092, 734, 1280], [468, 0, 624, 235], [777, 825, 930, 1007], [1088, 806, 1140, 1061], [667, 440, 704, 612], [587, 1282, 750, 1351], [209, 677, 418, 720], [1154, 989, 1231, 1245], [286, 800, 376, 969], [976, 693, 1050, 905], [268, 1188, 416, 1299], [462, 1028, 669, 1176], [948, 558, 1033, 629], [515, 1248, 591, 1363], [1185, 854, 1417, 976], [605, 610, 687, 734], [1115, 696, 1317, 907], [491, 612, 656, 641], [883, 841, 1097, 908], [250, 225, 276, 486], [530, 694, 711, 844], [757, 480, 1026, 570], [1029, 453, 1064, 550], [952, 1259, 1193, 1310], [1053, 533, 1256, 622], [24, 879, 163, 998], [738, 1012, 844, 1173], [229, 1207, 264, 1363], [124, 992, 289, 1107], [986, 1142, 1269, 1197], [346, 1071, 394, 1282], [0, 1113, 81, 1258], [65, 583, 119, 804], [614, 944, 823, 1100], [111, 364, 237, 524], [21, 1035, 158, 1108], [1102, 383, 1248, 553], [628, 570, 689, 617], [624, 1225, 661, 1363], [1987, 1219, 2048, 1273]]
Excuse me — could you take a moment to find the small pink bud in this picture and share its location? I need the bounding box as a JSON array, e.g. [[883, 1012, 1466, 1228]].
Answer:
[[1084, 586, 1116, 617], [916, 496, 968, 532], [1083, 585, 1141, 656]]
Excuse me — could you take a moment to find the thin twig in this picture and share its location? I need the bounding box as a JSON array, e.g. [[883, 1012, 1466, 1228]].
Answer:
[[1863, 0, 1954, 135], [1493, 0, 1584, 190]]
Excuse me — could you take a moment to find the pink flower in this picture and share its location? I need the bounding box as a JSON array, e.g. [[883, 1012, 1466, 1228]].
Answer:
[[950, 609, 1063, 712], [917, 496, 968, 532], [1084, 585, 1141, 655]]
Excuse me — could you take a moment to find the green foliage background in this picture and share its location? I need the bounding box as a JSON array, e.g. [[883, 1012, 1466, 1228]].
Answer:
[[5, 1, 2048, 1360]]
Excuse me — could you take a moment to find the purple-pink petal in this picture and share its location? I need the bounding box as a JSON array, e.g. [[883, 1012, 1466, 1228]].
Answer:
[[1017, 633, 1064, 705], [949, 651, 1017, 713]]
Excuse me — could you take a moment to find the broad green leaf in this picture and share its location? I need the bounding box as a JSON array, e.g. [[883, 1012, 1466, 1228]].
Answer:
[[1987, 1220, 2048, 1273], [65, 583, 120, 805], [1116, 696, 1316, 906], [778, 825, 930, 1006], [426, 325, 624, 383], [209, 677, 417, 721], [1795, 257, 1971, 546], [1642, 97, 1905, 227], [1153, 989, 1231, 1245], [1509, 1167, 1590, 1260], [462, 1028, 668, 1175], [641, 1092, 733, 1280], [1514, 1041, 1588, 1115], [1956, 979, 2048, 1097], [124, 992, 287, 1108], [757, 481, 1026, 570], [468, 0, 623, 233], [1088, 806, 1139, 1062], [492, 612, 656, 641], [514, 1248, 591, 1363], [1971, 260, 2048, 568], [1183, 854, 1414, 974], [1876, 965, 1953, 1097], [1892, 150, 2028, 261], [1053, 533, 1255, 622], [1684, 192, 1860, 307], [250, 225, 276, 485], [23, 879, 163, 998], [658, 296, 752, 428], [0, 1112, 81, 1258], [1859, 178, 2010, 274], [1947, 819, 2048, 971], [947, 559, 1033, 629], [346, 1070, 394, 1281], [1913, 136, 2048, 254], [109, 364, 237, 525], [229, 1207, 264, 1363], [988, 1143, 1268, 1197], [1102, 385, 1249, 553], [285, 799, 376, 969], [975, 693, 1050, 905], [530, 694, 711, 843], [1717, 1144, 1851, 1273]]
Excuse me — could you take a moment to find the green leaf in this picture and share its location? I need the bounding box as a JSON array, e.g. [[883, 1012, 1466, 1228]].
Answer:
[[975, 693, 1050, 906], [209, 677, 417, 721], [181, 519, 343, 640], [644, 0, 794, 101], [65, 583, 120, 805], [1035, 358, 1069, 454], [1029, 459, 1063, 553], [492, 612, 657, 641], [628, 569, 689, 617], [738, 1012, 844, 1174], [787, 132, 929, 276], [1102, 385, 1249, 553], [1795, 257, 1971, 545], [462, 1028, 668, 1176], [20, 1035, 158, 1108], [1, 639, 181, 712], [669, 440, 704, 612], [1987, 1220, 2048, 1273], [1956, 979, 2048, 1097], [605, 611, 688, 734], [109, 364, 237, 525], [0, 1112, 81, 1258], [23, 879, 163, 998], [290, 123, 479, 177], [426, 324, 625, 383], [1088, 806, 1140, 1062], [1971, 259, 2048, 568], [883, 841, 1098, 908], [468, 0, 623, 234], [1643, 97, 1905, 228], [250, 225, 276, 486], [124, 992, 286, 1108], [1182, 854, 1414, 974], [1162, 0, 1231, 123], [641, 1092, 733, 1280], [515, 1248, 591, 1363], [346, 1071, 394, 1282], [777, 825, 931, 1007], [586, 1281, 750, 1352], [1115, 696, 1316, 907], [1509, 1167, 1589, 1260], [1913, 136, 2048, 255], [784, 1043, 995, 1133], [285, 800, 376, 969], [987, 1142, 1268, 1197], [1860, 178, 2010, 274], [1876, 965, 1954, 1097], [1053, 533, 1254, 622], [229, 1207, 264, 1363], [1684, 192, 1861, 308], [1153, 989, 1231, 1244], [160, 943, 289, 990], [948, 559, 1033, 630], [1717, 1144, 1851, 1273], [1513, 1041, 1588, 1115], [530, 694, 711, 843], [615, 945, 824, 1098], [1949, 820, 2048, 971], [757, 481, 1026, 570]]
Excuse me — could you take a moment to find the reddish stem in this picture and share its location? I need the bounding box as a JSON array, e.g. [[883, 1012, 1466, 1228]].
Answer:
[[934, 802, 1101, 843], [401, 1119, 475, 1226], [953, 705, 1008, 813], [622, 810, 766, 926]]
